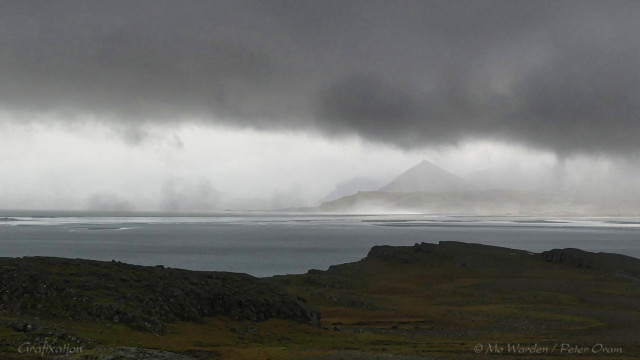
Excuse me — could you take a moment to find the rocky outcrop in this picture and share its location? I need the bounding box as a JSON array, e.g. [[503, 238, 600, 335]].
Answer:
[[542, 248, 640, 280], [366, 241, 530, 270], [0, 257, 319, 334], [366, 242, 441, 263], [366, 242, 640, 280]]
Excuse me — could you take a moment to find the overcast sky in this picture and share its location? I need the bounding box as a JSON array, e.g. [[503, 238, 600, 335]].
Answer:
[[1, 1, 639, 211]]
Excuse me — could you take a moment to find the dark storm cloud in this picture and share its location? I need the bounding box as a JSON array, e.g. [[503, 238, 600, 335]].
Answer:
[[1, 0, 639, 154]]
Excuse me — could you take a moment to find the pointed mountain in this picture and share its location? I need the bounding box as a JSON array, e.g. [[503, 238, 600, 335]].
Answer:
[[380, 160, 474, 193]]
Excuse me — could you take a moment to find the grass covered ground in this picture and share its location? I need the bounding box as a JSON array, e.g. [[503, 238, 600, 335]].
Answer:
[[1, 241, 639, 359]]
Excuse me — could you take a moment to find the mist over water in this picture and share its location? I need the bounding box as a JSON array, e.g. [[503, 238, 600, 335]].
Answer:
[[1, 2, 640, 283], [2, 212, 639, 277]]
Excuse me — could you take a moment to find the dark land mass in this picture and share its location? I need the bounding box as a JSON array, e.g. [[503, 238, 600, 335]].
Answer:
[[1, 242, 640, 359]]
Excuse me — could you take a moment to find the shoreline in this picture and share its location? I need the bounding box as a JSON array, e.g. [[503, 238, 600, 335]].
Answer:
[[2, 242, 640, 359]]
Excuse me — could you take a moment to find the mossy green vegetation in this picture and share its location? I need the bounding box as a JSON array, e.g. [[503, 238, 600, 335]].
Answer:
[[2, 242, 640, 359]]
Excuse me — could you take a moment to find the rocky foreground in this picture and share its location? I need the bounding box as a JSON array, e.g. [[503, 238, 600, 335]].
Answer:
[[0, 256, 319, 335], [2, 242, 640, 359]]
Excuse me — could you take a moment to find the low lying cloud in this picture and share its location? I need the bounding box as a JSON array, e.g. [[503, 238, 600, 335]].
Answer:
[[160, 178, 221, 212], [85, 192, 135, 212]]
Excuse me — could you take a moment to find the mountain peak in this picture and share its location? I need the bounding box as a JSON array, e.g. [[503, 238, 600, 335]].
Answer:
[[380, 160, 473, 193], [417, 159, 442, 168]]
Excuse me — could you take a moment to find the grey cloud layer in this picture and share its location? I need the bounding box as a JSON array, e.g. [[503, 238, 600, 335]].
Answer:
[[1, 0, 639, 154]]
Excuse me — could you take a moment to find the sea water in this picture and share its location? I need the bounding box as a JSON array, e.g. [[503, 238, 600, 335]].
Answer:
[[1, 211, 639, 277]]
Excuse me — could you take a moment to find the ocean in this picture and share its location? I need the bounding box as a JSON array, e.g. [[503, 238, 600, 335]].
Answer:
[[1, 211, 639, 277]]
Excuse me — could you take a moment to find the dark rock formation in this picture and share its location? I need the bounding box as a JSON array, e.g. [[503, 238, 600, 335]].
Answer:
[[366, 242, 441, 263], [0, 257, 319, 334], [366, 241, 531, 271], [542, 248, 640, 280], [367, 241, 640, 280]]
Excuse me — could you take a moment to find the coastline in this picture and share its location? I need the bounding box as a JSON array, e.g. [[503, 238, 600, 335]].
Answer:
[[2, 242, 639, 359]]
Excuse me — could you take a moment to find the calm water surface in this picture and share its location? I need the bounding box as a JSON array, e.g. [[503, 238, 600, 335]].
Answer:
[[1, 211, 639, 276]]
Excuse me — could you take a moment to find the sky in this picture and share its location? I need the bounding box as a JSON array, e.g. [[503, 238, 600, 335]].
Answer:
[[1, 0, 639, 211]]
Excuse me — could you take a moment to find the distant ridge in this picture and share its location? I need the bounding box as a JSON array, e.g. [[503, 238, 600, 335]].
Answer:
[[316, 188, 569, 214], [319, 177, 385, 204], [380, 159, 473, 193]]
